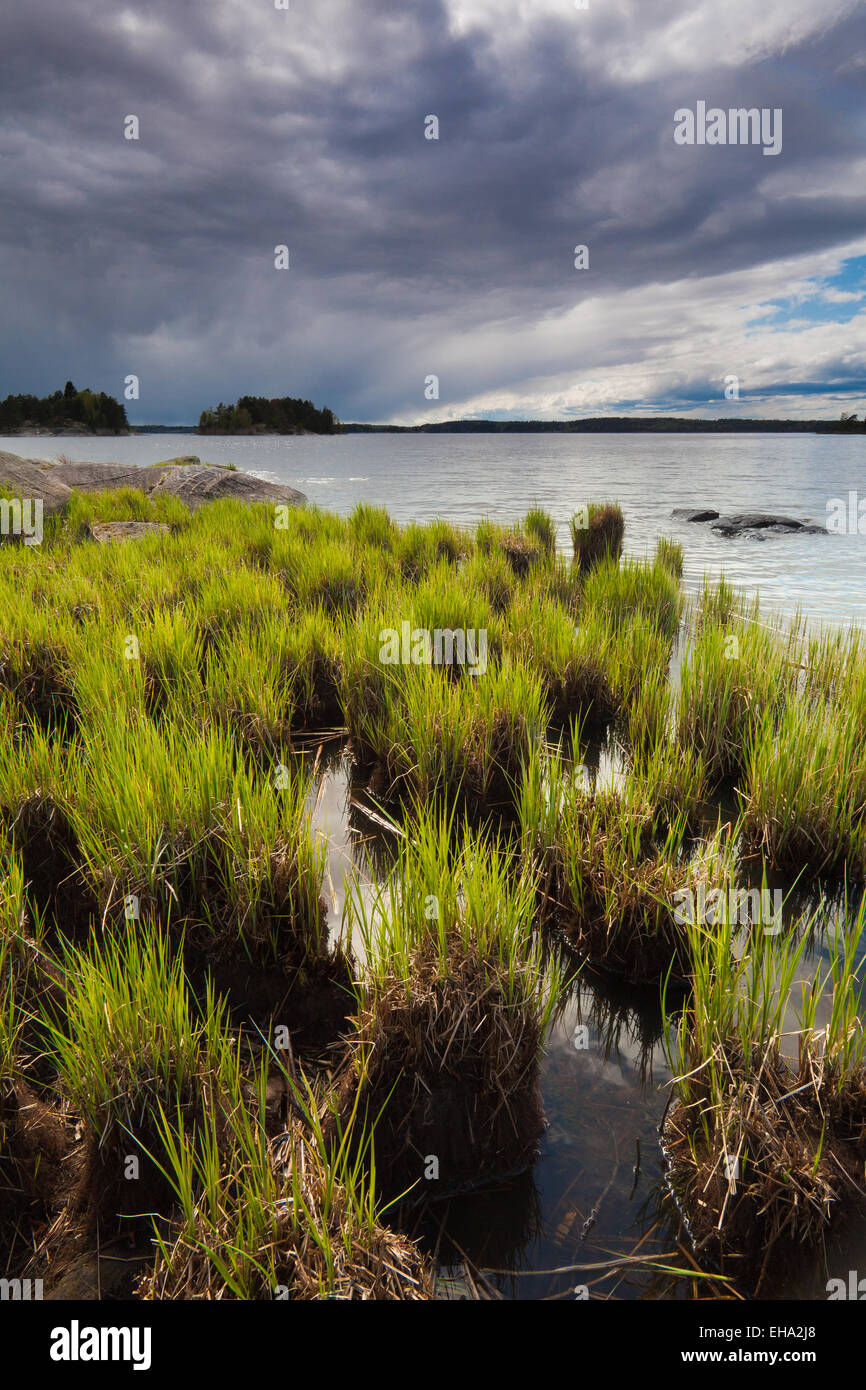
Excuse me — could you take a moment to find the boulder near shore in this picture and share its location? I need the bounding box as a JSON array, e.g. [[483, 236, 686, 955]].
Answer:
[[0, 450, 306, 514], [671, 506, 826, 537]]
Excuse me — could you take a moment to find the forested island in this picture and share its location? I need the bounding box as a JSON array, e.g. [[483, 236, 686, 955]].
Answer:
[[197, 395, 341, 435], [0, 382, 129, 434]]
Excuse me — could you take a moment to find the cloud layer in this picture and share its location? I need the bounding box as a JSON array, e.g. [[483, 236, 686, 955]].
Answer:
[[1, 0, 864, 422]]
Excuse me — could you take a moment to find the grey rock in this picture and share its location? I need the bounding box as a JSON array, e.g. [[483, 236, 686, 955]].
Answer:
[[0, 451, 306, 513], [709, 511, 828, 538], [0, 450, 73, 513], [47, 460, 149, 493], [716, 512, 809, 530], [671, 507, 719, 522], [146, 462, 305, 509]]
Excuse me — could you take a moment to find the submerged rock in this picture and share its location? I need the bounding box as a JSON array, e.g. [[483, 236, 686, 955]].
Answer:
[[710, 512, 826, 537], [671, 507, 720, 522], [671, 504, 827, 538]]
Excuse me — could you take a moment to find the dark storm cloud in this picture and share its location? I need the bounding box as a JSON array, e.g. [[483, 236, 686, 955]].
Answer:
[[0, 0, 864, 421]]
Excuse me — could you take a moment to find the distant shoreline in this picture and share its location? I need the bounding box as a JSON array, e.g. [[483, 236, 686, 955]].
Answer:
[[12, 416, 856, 437], [118, 416, 864, 436]]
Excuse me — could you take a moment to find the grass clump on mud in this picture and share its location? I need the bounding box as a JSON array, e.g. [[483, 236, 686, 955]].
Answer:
[[140, 1073, 433, 1300], [333, 809, 564, 1200], [570, 502, 624, 572], [63, 715, 328, 972], [43, 925, 238, 1222], [520, 747, 733, 985], [663, 897, 866, 1296]]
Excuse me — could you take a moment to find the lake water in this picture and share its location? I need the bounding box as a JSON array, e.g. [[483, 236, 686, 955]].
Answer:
[[7, 428, 866, 1299], [5, 430, 865, 628]]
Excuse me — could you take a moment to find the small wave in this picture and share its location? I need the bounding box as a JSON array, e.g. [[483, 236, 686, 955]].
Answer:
[[348, 476, 369, 481]]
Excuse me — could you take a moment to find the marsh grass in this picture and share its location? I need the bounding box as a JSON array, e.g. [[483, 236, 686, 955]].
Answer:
[[139, 607, 205, 718], [803, 623, 866, 709], [336, 808, 563, 1195], [654, 536, 684, 578], [0, 723, 96, 936], [203, 620, 294, 755], [64, 715, 327, 965], [277, 537, 366, 615], [622, 662, 672, 758], [0, 845, 38, 1254], [522, 750, 734, 984], [0, 849, 28, 1102], [677, 620, 788, 784], [43, 922, 238, 1217], [476, 517, 546, 577], [694, 575, 741, 633], [0, 601, 82, 736], [377, 657, 550, 808], [6, 480, 858, 1298], [744, 699, 866, 881], [582, 556, 682, 642], [61, 487, 190, 540], [508, 591, 616, 723], [570, 502, 624, 571], [459, 547, 515, 613], [140, 1063, 433, 1299], [663, 894, 866, 1293], [631, 736, 709, 832], [523, 506, 557, 559], [396, 518, 468, 581], [348, 501, 398, 552]]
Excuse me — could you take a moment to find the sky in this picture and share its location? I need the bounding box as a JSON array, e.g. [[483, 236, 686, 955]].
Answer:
[[1, 0, 865, 425]]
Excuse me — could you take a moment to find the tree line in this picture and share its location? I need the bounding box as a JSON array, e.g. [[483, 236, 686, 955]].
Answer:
[[0, 381, 129, 433], [197, 395, 340, 434]]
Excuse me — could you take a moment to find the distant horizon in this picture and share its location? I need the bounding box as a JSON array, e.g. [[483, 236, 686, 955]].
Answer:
[[116, 411, 862, 434]]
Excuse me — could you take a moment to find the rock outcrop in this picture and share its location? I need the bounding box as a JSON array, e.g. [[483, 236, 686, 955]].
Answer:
[[0, 450, 74, 514], [0, 451, 306, 513]]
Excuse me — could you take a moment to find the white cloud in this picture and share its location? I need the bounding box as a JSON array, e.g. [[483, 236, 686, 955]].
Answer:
[[445, 0, 861, 80], [392, 238, 866, 421]]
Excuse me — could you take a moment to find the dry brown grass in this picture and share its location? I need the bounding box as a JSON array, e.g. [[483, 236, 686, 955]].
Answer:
[[331, 934, 546, 1199], [141, 1118, 434, 1301], [664, 1040, 866, 1295]]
